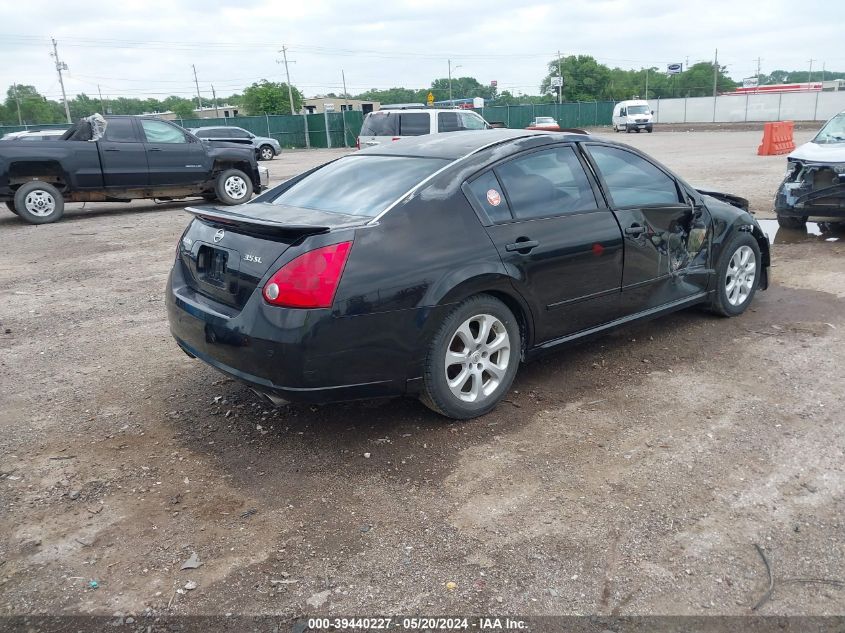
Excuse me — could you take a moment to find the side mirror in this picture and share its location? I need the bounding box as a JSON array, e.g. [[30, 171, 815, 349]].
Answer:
[[651, 110, 655, 115]]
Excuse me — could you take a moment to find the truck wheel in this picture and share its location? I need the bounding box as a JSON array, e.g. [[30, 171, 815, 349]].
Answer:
[[777, 215, 807, 230], [215, 169, 253, 205], [5, 201, 17, 215], [258, 145, 275, 161], [14, 182, 64, 224], [625, 126, 633, 133]]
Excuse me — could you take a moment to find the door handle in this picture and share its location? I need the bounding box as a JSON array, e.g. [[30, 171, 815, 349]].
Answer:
[[104, 147, 120, 152], [505, 239, 539, 253], [624, 224, 646, 236]]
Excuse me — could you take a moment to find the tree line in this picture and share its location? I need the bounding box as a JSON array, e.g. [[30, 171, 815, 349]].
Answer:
[[3, 56, 842, 126]]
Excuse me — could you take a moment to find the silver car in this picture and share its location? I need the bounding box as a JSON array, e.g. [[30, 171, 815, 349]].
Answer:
[[189, 126, 281, 161]]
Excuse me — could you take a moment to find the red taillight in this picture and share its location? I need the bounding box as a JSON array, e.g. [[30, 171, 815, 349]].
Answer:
[[262, 241, 352, 309], [356, 136, 360, 150], [391, 137, 401, 141]]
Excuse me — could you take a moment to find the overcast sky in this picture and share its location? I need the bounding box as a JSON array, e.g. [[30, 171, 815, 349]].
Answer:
[[1, 0, 842, 103]]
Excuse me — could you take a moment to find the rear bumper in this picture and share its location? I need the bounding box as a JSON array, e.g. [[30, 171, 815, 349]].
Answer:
[[165, 265, 426, 404], [173, 334, 397, 404]]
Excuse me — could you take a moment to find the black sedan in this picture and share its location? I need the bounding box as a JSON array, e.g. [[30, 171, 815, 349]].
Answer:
[[166, 130, 770, 419]]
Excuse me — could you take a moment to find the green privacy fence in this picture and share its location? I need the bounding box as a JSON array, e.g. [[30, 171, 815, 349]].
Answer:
[[0, 102, 615, 148], [477, 101, 615, 129]]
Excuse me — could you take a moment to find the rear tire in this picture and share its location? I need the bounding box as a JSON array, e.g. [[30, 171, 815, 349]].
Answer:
[[647, 127, 653, 133], [215, 169, 253, 205], [5, 201, 17, 215], [14, 181, 64, 224], [777, 215, 807, 230], [258, 145, 275, 161], [709, 232, 761, 317], [626, 126, 633, 133], [420, 295, 520, 420]]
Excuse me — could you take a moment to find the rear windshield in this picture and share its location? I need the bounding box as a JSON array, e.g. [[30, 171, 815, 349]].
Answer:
[[271, 155, 449, 217], [361, 112, 398, 136]]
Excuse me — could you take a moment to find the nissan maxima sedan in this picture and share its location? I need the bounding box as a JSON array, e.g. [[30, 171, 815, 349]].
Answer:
[[166, 130, 770, 419]]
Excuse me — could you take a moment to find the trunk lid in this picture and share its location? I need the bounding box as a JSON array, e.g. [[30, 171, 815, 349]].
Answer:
[[178, 202, 367, 309]]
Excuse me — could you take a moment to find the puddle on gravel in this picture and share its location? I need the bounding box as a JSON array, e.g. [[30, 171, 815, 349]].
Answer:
[[757, 219, 845, 245]]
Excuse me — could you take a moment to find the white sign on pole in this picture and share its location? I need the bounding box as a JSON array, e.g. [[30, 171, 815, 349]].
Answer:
[[742, 77, 759, 88], [667, 63, 683, 75], [550, 76, 563, 87]]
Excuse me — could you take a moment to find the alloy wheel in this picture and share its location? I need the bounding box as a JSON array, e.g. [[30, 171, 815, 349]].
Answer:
[[725, 245, 756, 306], [444, 313, 511, 403]]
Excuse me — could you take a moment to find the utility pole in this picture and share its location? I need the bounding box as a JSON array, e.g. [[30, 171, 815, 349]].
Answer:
[[97, 84, 106, 114], [211, 84, 220, 118], [51, 38, 71, 124], [712, 48, 719, 123], [557, 50, 562, 104], [192, 64, 202, 111], [448, 59, 453, 105], [280, 46, 297, 115], [821, 61, 825, 83], [645, 68, 649, 99], [341, 69, 350, 148], [12, 83, 22, 125], [712, 48, 719, 97], [808, 58, 815, 86]]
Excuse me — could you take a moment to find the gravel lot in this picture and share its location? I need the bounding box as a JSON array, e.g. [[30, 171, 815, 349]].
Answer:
[[1, 127, 844, 621]]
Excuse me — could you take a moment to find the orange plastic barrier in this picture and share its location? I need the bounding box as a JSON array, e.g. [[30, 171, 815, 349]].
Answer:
[[757, 121, 795, 156]]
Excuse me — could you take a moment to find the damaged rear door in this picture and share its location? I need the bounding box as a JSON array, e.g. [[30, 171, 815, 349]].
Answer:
[[583, 143, 709, 312]]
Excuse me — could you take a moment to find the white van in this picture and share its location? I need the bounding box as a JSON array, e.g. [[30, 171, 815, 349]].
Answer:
[[357, 107, 490, 148], [612, 100, 654, 133]]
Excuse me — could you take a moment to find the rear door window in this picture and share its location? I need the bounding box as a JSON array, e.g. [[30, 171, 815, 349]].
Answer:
[[229, 128, 251, 139], [360, 112, 398, 137], [438, 112, 461, 133], [587, 145, 680, 207], [399, 113, 430, 136], [103, 118, 138, 142], [495, 147, 598, 220], [466, 171, 512, 223]]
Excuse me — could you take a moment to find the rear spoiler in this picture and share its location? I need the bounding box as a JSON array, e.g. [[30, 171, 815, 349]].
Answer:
[[185, 206, 332, 238], [696, 190, 749, 212]]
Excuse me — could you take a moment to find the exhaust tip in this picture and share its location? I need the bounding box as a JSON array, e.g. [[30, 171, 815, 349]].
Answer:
[[250, 388, 289, 407]]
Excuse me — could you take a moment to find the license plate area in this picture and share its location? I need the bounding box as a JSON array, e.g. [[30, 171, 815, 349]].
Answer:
[[197, 245, 229, 288]]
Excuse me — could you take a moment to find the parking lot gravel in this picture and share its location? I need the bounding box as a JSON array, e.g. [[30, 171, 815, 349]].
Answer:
[[1, 127, 843, 620]]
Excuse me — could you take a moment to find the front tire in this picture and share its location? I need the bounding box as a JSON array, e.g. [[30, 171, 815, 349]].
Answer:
[[14, 182, 64, 224], [777, 215, 806, 229], [710, 232, 761, 317], [421, 295, 520, 420], [258, 145, 275, 161], [5, 201, 17, 215], [215, 169, 253, 205]]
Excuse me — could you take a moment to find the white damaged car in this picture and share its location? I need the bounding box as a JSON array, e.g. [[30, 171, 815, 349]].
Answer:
[[775, 111, 845, 228]]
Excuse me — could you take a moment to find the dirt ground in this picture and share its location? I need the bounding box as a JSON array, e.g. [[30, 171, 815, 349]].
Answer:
[[1, 127, 844, 622]]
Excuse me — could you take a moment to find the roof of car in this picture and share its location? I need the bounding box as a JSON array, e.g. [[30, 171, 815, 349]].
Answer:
[[356, 129, 592, 160]]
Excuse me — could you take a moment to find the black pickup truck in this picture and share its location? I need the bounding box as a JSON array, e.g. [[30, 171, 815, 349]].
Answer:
[[0, 115, 268, 224]]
